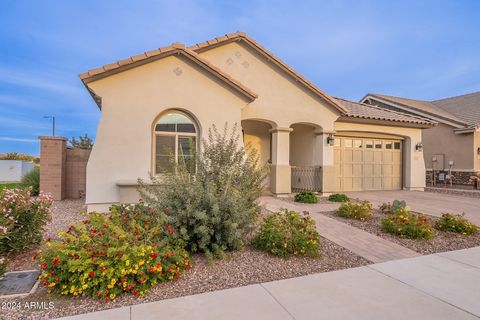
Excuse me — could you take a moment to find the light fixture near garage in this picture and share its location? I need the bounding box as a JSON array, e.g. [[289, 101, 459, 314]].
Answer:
[[327, 134, 335, 146], [415, 142, 423, 152]]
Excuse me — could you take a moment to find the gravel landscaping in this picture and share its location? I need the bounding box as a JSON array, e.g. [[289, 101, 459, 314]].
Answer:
[[2, 237, 368, 319], [1, 199, 369, 319], [321, 209, 480, 255]]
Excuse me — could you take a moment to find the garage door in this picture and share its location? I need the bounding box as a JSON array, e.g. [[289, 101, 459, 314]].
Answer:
[[334, 137, 402, 191]]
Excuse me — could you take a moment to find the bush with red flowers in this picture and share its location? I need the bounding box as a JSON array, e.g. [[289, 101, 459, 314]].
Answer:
[[38, 203, 190, 301]]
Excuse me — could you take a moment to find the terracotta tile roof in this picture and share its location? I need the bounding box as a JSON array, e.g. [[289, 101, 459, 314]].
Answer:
[[365, 94, 467, 126], [79, 43, 257, 102], [334, 97, 435, 126], [188, 32, 348, 114], [432, 91, 480, 126]]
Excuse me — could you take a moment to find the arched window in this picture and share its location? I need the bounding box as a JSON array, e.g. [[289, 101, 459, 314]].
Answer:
[[154, 111, 197, 174]]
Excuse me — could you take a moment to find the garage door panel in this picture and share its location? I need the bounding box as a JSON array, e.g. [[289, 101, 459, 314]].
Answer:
[[334, 137, 402, 191]]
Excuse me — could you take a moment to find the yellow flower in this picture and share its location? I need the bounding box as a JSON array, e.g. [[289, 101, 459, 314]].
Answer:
[[125, 260, 130, 266], [139, 260, 145, 266], [110, 293, 116, 300], [82, 284, 88, 290]]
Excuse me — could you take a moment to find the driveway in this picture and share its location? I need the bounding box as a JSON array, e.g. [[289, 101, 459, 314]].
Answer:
[[345, 190, 480, 225]]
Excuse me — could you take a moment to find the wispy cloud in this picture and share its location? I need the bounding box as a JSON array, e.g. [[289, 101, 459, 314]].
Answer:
[[0, 137, 37, 143], [0, 66, 82, 95]]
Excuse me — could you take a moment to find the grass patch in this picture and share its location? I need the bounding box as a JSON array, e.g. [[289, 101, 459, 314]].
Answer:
[[0, 183, 21, 192]]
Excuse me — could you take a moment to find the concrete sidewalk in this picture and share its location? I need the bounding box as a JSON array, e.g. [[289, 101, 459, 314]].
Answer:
[[58, 247, 480, 320]]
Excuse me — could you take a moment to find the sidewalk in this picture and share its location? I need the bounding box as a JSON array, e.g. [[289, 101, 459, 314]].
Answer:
[[58, 247, 480, 320], [260, 196, 419, 263]]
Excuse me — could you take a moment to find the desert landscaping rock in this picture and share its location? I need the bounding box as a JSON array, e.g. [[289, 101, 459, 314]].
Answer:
[[1, 238, 368, 319], [321, 209, 480, 255]]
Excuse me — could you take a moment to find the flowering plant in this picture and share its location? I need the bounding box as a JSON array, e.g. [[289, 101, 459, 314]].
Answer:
[[434, 213, 478, 235], [252, 209, 320, 257], [382, 209, 435, 239], [335, 200, 373, 221], [38, 203, 190, 301], [0, 187, 52, 255]]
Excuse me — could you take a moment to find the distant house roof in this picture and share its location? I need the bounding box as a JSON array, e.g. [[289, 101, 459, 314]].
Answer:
[[362, 93, 480, 128], [79, 43, 258, 106], [432, 92, 480, 127], [334, 98, 435, 127]]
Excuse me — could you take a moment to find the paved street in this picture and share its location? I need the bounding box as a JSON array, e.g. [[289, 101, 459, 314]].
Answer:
[[58, 247, 480, 320]]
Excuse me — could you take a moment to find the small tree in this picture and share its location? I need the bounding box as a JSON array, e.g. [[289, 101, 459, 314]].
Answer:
[[69, 134, 94, 149], [138, 124, 268, 258]]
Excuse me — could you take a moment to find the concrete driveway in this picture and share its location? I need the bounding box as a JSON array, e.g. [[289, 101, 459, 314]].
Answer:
[[346, 190, 480, 225]]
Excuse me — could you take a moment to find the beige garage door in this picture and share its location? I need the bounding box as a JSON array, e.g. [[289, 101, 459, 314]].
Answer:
[[334, 137, 402, 191]]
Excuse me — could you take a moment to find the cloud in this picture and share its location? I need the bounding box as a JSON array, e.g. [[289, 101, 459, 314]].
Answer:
[[0, 66, 82, 95], [0, 137, 37, 143]]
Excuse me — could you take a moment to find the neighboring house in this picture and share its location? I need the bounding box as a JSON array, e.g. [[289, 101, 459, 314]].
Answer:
[[80, 32, 434, 211], [361, 92, 480, 185]]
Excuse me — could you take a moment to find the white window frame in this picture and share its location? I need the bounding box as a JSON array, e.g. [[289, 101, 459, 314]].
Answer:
[[153, 111, 198, 175]]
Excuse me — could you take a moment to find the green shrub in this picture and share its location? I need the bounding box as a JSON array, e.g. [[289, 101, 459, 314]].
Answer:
[[434, 213, 478, 235], [252, 209, 320, 257], [38, 203, 190, 301], [294, 191, 318, 204], [379, 200, 408, 214], [138, 124, 268, 258], [382, 209, 435, 239], [0, 188, 52, 255], [328, 193, 349, 202], [335, 201, 373, 221], [21, 167, 40, 196], [0, 183, 21, 193], [0, 256, 6, 278]]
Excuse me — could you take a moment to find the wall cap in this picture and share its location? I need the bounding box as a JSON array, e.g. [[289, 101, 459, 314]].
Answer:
[[39, 136, 68, 141]]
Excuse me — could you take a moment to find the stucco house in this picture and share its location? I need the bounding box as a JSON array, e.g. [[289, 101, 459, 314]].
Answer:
[[80, 32, 434, 211], [361, 92, 480, 185]]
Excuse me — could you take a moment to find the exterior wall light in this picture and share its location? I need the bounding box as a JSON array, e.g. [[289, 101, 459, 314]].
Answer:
[[415, 142, 423, 152], [477, 147, 480, 155], [327, 134, 335, 146]]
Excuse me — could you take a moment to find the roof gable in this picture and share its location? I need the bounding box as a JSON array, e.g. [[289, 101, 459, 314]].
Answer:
[[335, 97, 435, 127], [362, 93, 468, 127], [188, 32, 347, 114], [79, 43, 257, 108]]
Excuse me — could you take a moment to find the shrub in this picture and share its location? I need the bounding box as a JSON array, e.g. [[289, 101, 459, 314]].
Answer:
[[0, 256, 6, 278], [294, 191, 318, 204], [328, 193, 349, 202], [379, 202, 392, 214], [252, 209, 320, 257], [382, 209, 435, 239], [434, 213, 478, 235], [335, 201, 373, 221], [21, 167, 40, 196], [38, 203, 190, 301], [0, 188, 52, 255], [138, 124, 268, 257]]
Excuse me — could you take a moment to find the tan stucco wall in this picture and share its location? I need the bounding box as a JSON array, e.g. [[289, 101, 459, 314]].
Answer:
[[241, 120, 271, 165], [334, 121, 426, 190], [473, 131, 480, 171], [422, 123, 474, 170], [290, 124, 315, 166], [198, 42, 340, 130], [85, 55, 248, 211]]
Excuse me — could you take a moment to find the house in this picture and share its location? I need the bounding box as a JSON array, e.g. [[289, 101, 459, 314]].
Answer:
[[80, 32, 434, 211], [361, 92, 480, 185]]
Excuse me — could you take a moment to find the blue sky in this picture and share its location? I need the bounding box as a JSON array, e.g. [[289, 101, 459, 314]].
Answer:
[[1, 0, 479, 155]]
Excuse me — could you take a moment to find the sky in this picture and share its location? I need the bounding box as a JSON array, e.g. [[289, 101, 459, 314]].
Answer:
[[1, 0, 480, 155]]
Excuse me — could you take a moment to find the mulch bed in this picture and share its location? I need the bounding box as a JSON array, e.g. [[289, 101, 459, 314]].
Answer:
[[321, 209, 480, 255], [1, 199, 369, 319]]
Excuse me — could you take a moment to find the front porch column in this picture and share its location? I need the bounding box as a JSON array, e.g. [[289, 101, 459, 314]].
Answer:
[[314, 130, 335, 193], [270, 127, 292, 195]]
